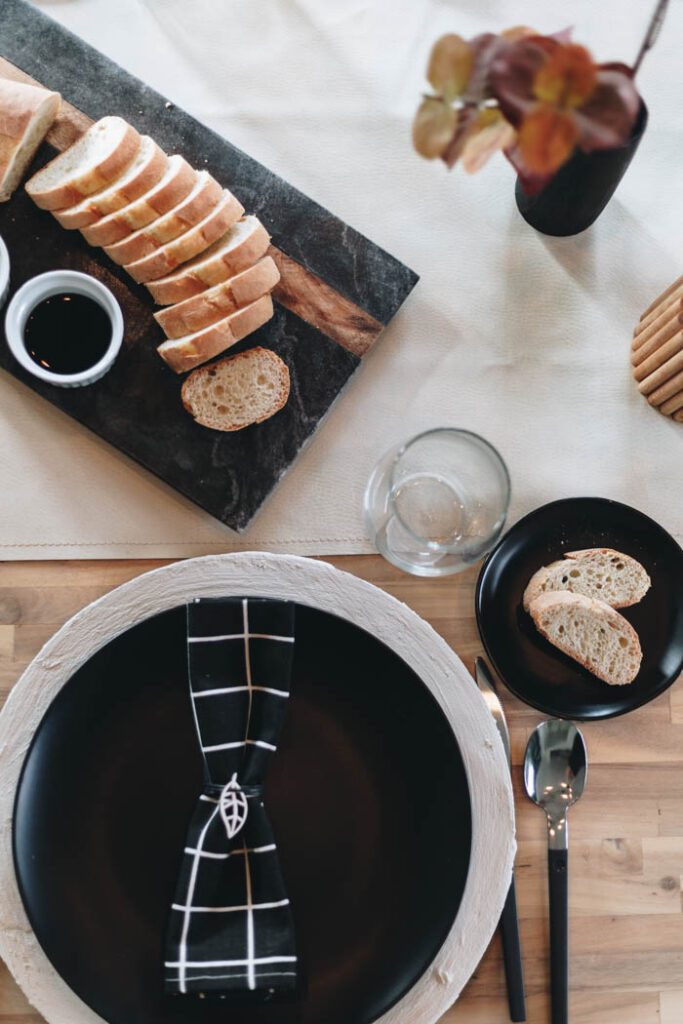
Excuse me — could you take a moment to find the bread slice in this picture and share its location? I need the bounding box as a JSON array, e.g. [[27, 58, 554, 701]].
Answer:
[[54, 136, 166, 228], [81, 155, 195, 247], [182, 346, 289, 431], [158, 294, 274, 373], [523, 549, 651, 612], [124, 190, 244, 284], [529, 591, 642, 685], [154, 256, 280, 339], [147, 215, 270, 305], [26, 116, 140, 210], [104, 171, 227, 265], [0, 79, 61, 202]]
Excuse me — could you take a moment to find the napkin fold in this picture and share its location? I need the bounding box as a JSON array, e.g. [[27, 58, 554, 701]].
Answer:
[[164, 597, 298, 999]]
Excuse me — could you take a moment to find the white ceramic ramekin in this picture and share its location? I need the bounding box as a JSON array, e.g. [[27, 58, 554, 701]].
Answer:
[[0, 235, 9, 311], [4, 270, 123, 388]]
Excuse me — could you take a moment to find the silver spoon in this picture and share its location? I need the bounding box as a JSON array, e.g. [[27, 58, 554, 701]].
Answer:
[[523, 720, 587, 1024]]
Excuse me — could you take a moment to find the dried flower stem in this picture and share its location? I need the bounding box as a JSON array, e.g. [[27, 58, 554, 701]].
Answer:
[[633, 0, 670, 76]]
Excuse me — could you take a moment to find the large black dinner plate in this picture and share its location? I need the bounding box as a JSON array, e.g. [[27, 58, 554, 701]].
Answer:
[[476, 498, 683, 720], [13, 603, 471, 1024]]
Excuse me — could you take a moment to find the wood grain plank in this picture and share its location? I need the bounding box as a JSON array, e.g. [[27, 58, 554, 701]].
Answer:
[[514, 915, 683, 957], [661, 990, 683, 1023], [0, 627, 14, 659], [446, 989, 659, 1024], [0, 57, 386, 356], [670, 683, 683, 723], [515, 839, 681, 918], [659, 800, 683, 837]]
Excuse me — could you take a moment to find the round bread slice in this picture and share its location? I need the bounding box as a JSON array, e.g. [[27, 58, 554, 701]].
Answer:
[[529, 591, 642, 685], [81, 155, 195, 247], [124, 190, 244, 284], [104, 172, 228, 265], [0, 79, 61, 203], [147, 215, 270, 305], [523, 548, 651, 612], [53, 137, 167, 228], [158, 294, 274, 373], [26, 116, 140, 210], [181, 346, 289, 431], [154, 256, 280, 339]]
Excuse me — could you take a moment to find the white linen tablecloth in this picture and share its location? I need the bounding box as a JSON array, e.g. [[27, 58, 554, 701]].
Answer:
[[1, 0, 681, 559]]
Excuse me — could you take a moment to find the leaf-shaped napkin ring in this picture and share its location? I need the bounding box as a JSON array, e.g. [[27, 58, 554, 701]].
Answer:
[[164, 597, 298, 999], [219, 774, 249, 840]]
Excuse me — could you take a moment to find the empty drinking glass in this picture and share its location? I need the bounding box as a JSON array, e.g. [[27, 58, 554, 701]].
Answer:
[[364, 428, 510, 576]]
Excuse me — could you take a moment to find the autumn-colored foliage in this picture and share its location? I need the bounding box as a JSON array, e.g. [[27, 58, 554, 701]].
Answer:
[[413, 29, 641, 193]]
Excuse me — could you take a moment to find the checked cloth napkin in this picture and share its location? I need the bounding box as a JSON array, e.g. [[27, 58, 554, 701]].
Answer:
[[164, 597, 298, 999]]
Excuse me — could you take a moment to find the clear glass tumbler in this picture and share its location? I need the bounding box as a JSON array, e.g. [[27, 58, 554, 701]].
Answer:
[[364, 428, 510, 577]]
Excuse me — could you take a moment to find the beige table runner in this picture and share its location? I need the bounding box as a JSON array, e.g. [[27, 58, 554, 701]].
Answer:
[[1, 0, 681, 559]]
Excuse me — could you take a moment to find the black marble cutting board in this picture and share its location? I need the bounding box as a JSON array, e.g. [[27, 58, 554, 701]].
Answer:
[[0, 0, 417, 532]]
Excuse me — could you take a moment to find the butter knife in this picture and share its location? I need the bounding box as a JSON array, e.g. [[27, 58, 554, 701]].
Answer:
[[475, 657, 527, 1022]]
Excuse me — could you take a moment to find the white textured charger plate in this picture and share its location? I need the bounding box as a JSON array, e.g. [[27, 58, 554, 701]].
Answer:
[[0, 553, 515, 1024]]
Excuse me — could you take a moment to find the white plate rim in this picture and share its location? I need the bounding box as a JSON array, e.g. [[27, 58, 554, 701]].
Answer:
[[0, 552, 515, 1024]]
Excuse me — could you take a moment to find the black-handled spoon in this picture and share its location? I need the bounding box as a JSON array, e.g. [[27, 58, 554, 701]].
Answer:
[[523, 720, 587, 1024]]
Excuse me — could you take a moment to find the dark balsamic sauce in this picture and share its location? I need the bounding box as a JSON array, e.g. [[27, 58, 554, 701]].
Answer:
[[24, 293, 112, 375]]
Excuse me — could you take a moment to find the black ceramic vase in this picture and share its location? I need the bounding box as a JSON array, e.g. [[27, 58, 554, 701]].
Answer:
[[515, 102, 649, 237]]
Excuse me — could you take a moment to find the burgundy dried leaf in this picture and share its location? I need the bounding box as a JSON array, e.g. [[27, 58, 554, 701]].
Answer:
[[504, 142, 555, 195], [491, 36, 551, 125], [440, 106, 479, 168], [574, 76, 640, 152], [462, 32, 509, 105]]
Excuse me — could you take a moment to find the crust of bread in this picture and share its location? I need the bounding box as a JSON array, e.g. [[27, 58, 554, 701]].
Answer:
[[0, 78, 59, 140], [522, 548, 651, 612], [124, 191, 244, 283], [181, 346, 289, 431], [26, 116, 141, 210], [529, 591, 642, 685], [158, 294, 274, 373], [53, 139, 167, 228], [103, 173, 226, 266], [0, 80, 61, 202], [147, 217, 270, 305], [154, 256, 280, 339], [81, 156, 196, 247]]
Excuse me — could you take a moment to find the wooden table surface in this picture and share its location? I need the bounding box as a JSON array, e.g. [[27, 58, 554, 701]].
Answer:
[[1, 556, 682, 1024]]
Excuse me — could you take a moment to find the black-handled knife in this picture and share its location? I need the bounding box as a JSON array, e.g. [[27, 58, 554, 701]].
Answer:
[[475, 657, 527, 1022]]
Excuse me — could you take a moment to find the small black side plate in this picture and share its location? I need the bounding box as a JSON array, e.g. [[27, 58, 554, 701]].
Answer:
[[13, 603, 471, 1024], [476, 497, 683, 720]]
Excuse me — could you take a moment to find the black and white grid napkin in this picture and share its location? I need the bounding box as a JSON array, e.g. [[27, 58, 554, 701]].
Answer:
[[165, 597, 298, 999]]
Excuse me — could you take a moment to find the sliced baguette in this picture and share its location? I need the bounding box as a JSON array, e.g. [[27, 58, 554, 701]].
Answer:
[[0, 78, 61, 202], [523, 548, 651, 612], [54, 136, 166, 228], [154, 256, 280, 339], [158, 294, 274, 373], [147, 215, 270, 305], [181, 346, 289, 431], [81, 155, 195, 247], [26, 116, 140, 210], [104, 171, 227, 265], [529, 591, 642, 685], [124, 189, 244, 283]]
